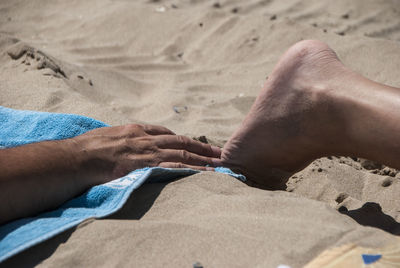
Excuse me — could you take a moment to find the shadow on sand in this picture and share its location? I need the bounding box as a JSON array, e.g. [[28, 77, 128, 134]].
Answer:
[[0, 182, 167, 267], [339, 202, 400, 236]]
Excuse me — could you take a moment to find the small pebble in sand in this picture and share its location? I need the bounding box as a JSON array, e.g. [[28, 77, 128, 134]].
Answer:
[[155, 6, 166, 12], [198, 135, 208, 144], [171, 4, 178, 9], [381, 167, 398, 177], [335, 193, 348, 203], [89, 79, 93, 86], [381, 178, 393, 187], [341, 13, 350, 19], [173, 106, 188, 114], [193, 262, 203, 268], [77, 75, 84, 79], [270, 14, 277, 20], [231, 7, 239, 13], [213, 2, 221, 8], [199, 22, 203, 27]]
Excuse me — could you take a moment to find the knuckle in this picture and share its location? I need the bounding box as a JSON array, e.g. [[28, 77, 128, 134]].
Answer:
[[176, 135, 189, 146], [126, 124, 138, 130], [180, 150, 190, 160], [203, 144, 213, 154], [137, 135, 152, 143], [126, 124, 144, 132], [142, 124, 153, 132], [141, 139, 159, 153], [175, 163, 184, 168], [136, 135, 153, 144], [136, 124, 145, 129], [152, 150, 162, 162]]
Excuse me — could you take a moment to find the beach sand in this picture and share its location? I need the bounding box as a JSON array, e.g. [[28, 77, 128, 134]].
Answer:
[[1, 0, 400, 267]]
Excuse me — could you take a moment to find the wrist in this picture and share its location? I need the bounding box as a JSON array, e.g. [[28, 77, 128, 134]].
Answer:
[[67, 135, 115, 186], [62, 136, 93, 187]]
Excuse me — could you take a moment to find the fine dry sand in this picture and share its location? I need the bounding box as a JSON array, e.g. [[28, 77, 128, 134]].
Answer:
[[1, 0, 400, 267]]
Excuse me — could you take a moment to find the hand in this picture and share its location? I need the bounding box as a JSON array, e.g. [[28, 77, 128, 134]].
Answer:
[[70, 124, 222, 184]]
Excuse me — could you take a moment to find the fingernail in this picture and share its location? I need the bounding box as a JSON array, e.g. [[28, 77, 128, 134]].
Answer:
[[211, 146, 222, 156]]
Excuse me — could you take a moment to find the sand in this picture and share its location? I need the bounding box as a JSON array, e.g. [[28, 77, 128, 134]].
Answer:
[[1, 0, 400, 267]]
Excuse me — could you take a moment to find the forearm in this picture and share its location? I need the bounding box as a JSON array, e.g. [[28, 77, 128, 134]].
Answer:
[[0, 124, 222, 224], [0, 139, 91, 224]]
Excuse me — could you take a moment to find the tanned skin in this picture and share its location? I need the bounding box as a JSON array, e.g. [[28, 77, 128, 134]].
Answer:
[[0, 124, 221, 224], [221, 40, 400, 189]]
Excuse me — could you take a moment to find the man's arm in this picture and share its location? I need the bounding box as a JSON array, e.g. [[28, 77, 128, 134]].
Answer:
[[0, 139, 87, 224], [0, 124, 221, 224]]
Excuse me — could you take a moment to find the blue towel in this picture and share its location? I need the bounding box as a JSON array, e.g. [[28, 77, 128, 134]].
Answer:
[[0, 106, 245, 263]]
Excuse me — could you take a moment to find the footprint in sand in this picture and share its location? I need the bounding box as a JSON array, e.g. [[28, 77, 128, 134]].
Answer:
[[7, 42, 67, 79], [44, 91, 64, 110]]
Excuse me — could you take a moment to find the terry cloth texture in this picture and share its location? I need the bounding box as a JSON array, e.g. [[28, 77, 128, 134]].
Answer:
[[304, 238, 400, 267], [0, 106, 245, 263]]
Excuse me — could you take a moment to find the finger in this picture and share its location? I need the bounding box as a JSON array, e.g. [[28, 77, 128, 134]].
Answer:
[[160, 149, 219, 167], [155, 135, 221, 158], [142, 125, 176, 136], [159, 162, 213, 171]]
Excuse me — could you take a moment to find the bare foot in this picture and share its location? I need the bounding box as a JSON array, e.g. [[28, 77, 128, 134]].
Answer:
[[220, 40, 351, 189]]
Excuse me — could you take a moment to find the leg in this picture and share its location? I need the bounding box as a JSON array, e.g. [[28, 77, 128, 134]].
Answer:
[[220, 40, 400, 189]]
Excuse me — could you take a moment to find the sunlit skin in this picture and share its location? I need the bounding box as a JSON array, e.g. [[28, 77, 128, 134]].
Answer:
[[2, 40, 400, 224], [0, 124, 221, 224], [221, 40, 400, 189]]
